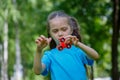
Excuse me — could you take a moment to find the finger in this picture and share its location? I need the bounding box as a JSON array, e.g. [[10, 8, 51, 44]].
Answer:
[[71, 36, 76, 41], [65, 35, 78, 44], [38, 38, 42, 41], [41, 35, 50, 44], [74, 39, 79, 45], [40, 35, 46, 41], [47, 37, 52, 44], [65, 37, 72, 44], [72, 37, 79, 45], [39, 35, 50, 46], [65, 35, 72, 39], [40, 35, 46, 39], [65, 37, 70, 42], [35, 40, 39, 43], [48, 38, 52, 43], [37, 35, 47, 42]]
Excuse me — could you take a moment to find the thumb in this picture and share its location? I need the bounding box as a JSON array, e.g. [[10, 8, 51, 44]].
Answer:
[[47, 37, 52, 44]]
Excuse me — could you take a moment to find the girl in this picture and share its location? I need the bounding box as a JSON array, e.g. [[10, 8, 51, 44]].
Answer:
[[33, 10, 99, 80]]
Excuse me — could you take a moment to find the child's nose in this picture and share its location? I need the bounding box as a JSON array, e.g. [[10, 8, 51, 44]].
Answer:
[[58, 31, 63, 37]]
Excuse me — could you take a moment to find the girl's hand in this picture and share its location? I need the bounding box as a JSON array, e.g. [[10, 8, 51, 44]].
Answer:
[[65, 35, 79, 46], [35, 35, 51, 51]]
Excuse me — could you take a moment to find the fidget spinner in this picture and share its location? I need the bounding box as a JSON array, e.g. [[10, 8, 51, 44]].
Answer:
[[57, 37, 71, 51]]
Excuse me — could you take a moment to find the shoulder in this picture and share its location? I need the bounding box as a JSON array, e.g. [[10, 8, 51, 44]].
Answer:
[[71, 45, 87, 56], [44, 48, 56, 55], [71, 45, 84, 52], [44, 51, 51, 56]]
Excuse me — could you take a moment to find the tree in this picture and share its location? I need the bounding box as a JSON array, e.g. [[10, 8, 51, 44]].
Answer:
[[1, 9, 8, 80], [1, 0, 119, 80], [111, 0, 120, 80], [10, 0, 23, 80]]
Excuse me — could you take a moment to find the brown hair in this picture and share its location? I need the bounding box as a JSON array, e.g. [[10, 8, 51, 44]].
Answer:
[[47, 10, 82, 49]]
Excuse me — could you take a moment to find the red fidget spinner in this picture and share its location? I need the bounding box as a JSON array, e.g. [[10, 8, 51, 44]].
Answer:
[[57, 37, 71, 51]]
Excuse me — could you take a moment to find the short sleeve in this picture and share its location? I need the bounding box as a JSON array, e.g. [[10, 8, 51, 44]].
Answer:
[[83, 56, 94, 66], [78, 48, 94, 66], [41, 51, 51, 76]]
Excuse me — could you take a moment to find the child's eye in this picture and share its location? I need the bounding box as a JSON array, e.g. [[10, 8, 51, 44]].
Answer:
[[62, 27, 67, 31], [52, 29, 58, 33]]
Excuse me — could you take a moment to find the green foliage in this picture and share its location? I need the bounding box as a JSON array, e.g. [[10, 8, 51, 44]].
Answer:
[[0, 0, 119, 80]]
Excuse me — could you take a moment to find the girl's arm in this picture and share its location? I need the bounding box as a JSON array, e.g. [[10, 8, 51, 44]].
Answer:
[[33, 48, 45, 75], [65, 35, 99, 60], [33, 35, 51, 75], [76, 42, 99, 60]]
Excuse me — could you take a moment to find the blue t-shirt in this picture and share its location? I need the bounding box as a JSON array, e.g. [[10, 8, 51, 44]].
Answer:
[[41, 45, 94, 80]]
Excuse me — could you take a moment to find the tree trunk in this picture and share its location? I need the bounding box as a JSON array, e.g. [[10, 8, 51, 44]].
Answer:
[[11, 22, 23, 80], [1, 9, 8, 80], [11, 0, 23, 80], [111, 0, 120, 80], [0, 44, 3, 79]]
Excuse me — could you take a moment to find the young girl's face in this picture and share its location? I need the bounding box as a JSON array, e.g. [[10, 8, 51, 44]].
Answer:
[[49, 17, 73, 45]]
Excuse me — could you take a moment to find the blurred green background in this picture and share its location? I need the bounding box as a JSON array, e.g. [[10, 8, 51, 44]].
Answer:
[[0, 0, 119, 80]]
